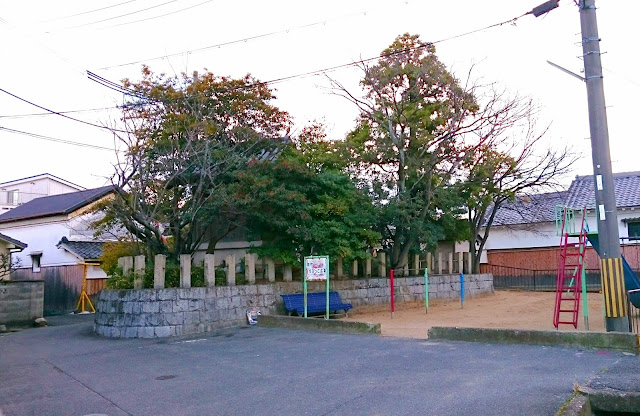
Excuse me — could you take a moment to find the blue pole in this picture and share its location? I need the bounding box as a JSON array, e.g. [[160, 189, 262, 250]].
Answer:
[[460, 272, 464, 309]]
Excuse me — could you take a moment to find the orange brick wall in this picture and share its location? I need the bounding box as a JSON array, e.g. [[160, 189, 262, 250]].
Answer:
[[484, 244, 640, 272]]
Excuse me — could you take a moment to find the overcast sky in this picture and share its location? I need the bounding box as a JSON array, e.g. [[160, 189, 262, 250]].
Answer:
[[1, 0, 638, 189]]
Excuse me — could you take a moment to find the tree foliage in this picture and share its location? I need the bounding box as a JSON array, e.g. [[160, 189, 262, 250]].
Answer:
[[95, 67, 291, 259], [330, 34, 478, 268], [240, 125, 380, 264]]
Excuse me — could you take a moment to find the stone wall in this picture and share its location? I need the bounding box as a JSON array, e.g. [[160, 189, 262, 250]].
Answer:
[[0, 280, 44, 324], [94, 273, 493, 338]]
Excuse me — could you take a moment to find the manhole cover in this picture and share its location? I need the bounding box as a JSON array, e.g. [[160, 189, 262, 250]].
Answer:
[[155, 375, 177, 380]]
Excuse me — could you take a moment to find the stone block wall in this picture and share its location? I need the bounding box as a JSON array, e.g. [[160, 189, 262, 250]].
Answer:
[[0, 280, 44, 324], [94, 273, 493, 338]]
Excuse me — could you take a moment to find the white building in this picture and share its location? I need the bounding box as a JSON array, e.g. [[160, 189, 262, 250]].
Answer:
[[0, 173, 84, 213], [0, 186, 115, 313]]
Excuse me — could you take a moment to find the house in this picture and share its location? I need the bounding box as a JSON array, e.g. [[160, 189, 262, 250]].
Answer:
[[0, 173, 84, 213], [480, 171, 640, 273], [0, 186, 116, 313], [0, 232, 27, 279]]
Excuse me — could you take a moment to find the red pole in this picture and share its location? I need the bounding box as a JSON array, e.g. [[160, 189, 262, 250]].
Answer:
[[390, 268, 395, 318]]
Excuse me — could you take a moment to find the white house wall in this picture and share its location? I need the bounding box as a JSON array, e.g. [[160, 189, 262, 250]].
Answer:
[[0, 217, 79, 268]]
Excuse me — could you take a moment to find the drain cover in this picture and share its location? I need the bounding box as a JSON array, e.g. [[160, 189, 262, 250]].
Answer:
[[155, 375, 177, 380]]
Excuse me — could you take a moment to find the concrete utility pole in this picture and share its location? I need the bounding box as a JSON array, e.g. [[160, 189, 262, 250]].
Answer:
[[579, 0, 629, 332]]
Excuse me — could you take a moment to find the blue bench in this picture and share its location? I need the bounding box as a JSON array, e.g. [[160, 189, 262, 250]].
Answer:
[[281, 291, 353, 317]]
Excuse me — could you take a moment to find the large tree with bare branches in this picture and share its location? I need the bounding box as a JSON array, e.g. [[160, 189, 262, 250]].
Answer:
[[462, 106, 577, 273]]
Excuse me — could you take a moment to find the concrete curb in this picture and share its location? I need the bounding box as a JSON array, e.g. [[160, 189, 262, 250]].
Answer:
[[578, 385, 640, 414], [259, 315, 381, 335], [427, 327, 639, 354]]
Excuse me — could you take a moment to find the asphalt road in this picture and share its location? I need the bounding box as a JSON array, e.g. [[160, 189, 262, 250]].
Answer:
[[0, 315, 636, 416]]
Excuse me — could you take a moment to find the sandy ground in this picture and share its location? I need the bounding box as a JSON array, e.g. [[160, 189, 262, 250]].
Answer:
[[344, 290, 605, 338]]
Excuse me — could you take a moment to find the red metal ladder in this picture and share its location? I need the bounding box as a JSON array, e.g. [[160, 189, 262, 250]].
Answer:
[[553, 207, 586, 329]]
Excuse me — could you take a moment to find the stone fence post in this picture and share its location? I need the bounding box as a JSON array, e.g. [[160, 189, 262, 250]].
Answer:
[[180, 254, 191, 288], [204, 253, 216, 287], [133, 255, 145, 289], [154, 254, 166, 289], [245, 253, 256, 284], [226, 255, 236, 286]]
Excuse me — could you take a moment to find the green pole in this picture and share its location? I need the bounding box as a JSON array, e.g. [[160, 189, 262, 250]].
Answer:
[[580, 235, 589, 330], [303, 260, 308, 318], [424, 268, 429, 314], [325, 257, 330, 320]]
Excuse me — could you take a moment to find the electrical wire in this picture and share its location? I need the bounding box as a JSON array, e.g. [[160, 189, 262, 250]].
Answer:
[[0, 106, 119, 119], [66, 0, 178, 29], [0, 88, 127, 133], [44, 0, 140, 22], [91, 7, 534, 98], [100, 0, 216, 29], [0, 126, 118, 152], [97, 9, 382, 70]]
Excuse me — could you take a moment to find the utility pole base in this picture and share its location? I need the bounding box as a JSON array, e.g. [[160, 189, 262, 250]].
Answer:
[[605, 316, 630, 333]]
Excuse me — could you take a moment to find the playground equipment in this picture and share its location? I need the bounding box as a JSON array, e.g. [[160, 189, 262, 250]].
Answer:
[[553, 207, 587, 329], [554, 206, 640, 329]]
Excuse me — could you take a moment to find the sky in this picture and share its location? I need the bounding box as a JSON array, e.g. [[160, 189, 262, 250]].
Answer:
[[1, 0, 638, 189]]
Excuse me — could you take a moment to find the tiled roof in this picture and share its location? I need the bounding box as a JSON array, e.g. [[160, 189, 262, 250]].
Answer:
[[0, 186, 114, 224], [565, 171, 640, 209], [57, 237, 105, 261], [485, 191, 567, 226], [0, 232, 27, 249]]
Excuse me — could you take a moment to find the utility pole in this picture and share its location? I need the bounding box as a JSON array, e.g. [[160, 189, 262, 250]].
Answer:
[[579, 0, 629, 332]]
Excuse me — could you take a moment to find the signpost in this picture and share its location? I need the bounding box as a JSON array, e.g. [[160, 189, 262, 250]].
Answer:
[[303, 256, 330, 320]]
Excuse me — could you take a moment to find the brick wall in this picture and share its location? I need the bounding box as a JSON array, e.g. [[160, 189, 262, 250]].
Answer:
[[94, 273, 493, 338], [0, 280, 44, 324]]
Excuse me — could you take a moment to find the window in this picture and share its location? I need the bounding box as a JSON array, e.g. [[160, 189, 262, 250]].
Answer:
[[31, 253, 42, 273], [6, 190, 18, 205], [629, 221, 640, 239]]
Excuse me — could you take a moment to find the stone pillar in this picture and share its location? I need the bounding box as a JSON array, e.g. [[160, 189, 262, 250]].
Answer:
[[180, 254, 191, 288], [466, 252, 473, 274], [403, 263, 409, 277], [365, 258, 372, 277], [351, 260, 358, 278], [119, 256, 133, 276], [378, 252, 386, 278], [283, 264, 292, 282], [426, 253, 432, 274], [336, 257, 344, 279], [448, 252, 454, 274], [413, 254, 420, 275], [266, 258, 275, 282], [154, 254, 166, 289], [133, 255, 145, 289], [438, 252, 444, 274], [226, 255, 236, 286], [458, 252, 464, 274], [245, 253, 256, 284], [204, 253, 216, 287]]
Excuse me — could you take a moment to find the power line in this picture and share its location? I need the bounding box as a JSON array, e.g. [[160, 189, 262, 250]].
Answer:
[[97, 9, 381, 70], [100, 0, 216, 29], [66, 0, 178, 29], [0, 88, 127, 133], [0, 126, 118, 152], [0, 106, 120, 119], [44, 0, 140, 22]]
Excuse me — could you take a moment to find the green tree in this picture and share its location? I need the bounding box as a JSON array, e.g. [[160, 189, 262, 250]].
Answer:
[[239, 127, 380, 264], [330, 34, 478, 268], [95, 67, 291, 260]]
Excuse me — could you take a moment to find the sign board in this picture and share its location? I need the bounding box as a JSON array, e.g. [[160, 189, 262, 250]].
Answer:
[[305, 256, 329, 281]]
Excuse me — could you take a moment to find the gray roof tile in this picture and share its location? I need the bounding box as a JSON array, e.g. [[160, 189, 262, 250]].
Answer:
[[485, 191, 567, 226], [0, 232, 27, 249], [57, 237, 105, 261], [565, 171, 640, 209], [0, 186, 114, 224]]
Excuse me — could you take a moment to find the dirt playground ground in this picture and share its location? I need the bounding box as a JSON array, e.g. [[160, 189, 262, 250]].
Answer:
[[344, 290, 605, 338]]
